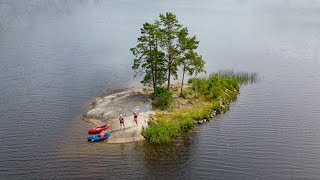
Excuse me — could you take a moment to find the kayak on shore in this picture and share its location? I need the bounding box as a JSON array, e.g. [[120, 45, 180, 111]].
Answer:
[[88, 124, 110, 134], [87, 133, 111, 142]]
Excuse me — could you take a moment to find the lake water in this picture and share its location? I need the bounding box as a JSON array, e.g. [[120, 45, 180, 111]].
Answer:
[[1, 0, 320, 179]]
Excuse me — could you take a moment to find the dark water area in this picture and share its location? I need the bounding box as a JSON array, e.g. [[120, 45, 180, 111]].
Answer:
[[1, 0, 320, 179]]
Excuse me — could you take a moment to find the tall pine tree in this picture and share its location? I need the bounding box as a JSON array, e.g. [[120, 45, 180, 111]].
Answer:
[[178, 28, 206, 96], [131, 12, 206, 96], [131, 21, 166, 96], [159, 12, 182, 90]]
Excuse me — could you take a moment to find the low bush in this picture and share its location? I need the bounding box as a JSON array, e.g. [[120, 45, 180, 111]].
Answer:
[[142, 119, 180, 144], [188, 78, 195, 84], [190, 74, 239, 101], [142, 118, 195, 144], [212, 100, 221, 110], [222, 78, 239, 92], [180, 88, 192, 99], [210, 85, 224, 99], [192, 78, 209, 95], [153, 87, 172, 110]]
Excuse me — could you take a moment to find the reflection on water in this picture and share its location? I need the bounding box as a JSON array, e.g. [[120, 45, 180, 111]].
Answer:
[[1, 0, 320, 179], [141, 133, 196, 178]]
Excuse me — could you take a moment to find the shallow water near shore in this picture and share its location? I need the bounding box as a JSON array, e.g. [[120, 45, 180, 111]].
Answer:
[[1, 0, 320, 179]]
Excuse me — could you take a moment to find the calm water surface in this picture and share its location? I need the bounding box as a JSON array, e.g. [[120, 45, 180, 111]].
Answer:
[[1, 0, 320, 179]]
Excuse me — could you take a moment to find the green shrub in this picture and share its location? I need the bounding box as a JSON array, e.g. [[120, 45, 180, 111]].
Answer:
[[142, 119, 180, 144], [190, 74, 239, 101], [210, 85, 224, 99], [212, 100, 221, 110], [154, 87, 172, 110], [227, 90, 238, 101], [192, 78, 209, 95], [142, 117, 195, 144], [222, 78, 239, 92], [180, 90, 188, 99], [188, 78, 195, 84], [155, 86, 168, 95], [180, 88, 192, 99]]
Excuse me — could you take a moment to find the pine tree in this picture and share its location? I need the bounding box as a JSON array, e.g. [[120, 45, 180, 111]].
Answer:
[[178, 28, 206, 96], [159, 12, 182, 90], [131, 21, 166, 97], [131, 12, 206, 96]]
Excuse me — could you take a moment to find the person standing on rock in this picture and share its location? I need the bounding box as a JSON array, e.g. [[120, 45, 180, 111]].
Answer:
[[119, 114, 125, 128], [133, 112, 139, 126]]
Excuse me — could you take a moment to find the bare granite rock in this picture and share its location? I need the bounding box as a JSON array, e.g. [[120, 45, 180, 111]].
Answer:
[[82, 89, 155, 143]]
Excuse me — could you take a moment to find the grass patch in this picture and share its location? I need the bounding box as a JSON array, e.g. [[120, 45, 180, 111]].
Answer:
[[180, 88, 192, 99], [143, 100, 221, 144], [142, 118, 193, 144]]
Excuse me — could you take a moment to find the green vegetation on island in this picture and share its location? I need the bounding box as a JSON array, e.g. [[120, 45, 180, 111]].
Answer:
[[142, 74, 239, 144], [131, 12, 256, 144]]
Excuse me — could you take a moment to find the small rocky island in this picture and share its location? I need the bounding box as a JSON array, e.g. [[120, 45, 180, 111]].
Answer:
[[82, 12, 256, 144]]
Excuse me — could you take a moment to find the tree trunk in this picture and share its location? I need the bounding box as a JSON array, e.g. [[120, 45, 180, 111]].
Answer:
[[153, 57, 156, 98], [149, 35, 156, 97], [154, 37, 158, 97], [180, 65, 186, 96], [167, 62, 171, 90], [167, 41, 172, 90]]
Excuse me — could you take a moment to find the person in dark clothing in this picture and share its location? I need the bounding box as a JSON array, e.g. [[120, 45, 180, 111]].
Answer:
[[119, 114, 125, 128], [133, 112, 139, 126]]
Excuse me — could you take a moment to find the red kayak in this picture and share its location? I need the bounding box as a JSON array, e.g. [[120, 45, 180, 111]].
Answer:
[[88, 124, 110, 134]]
